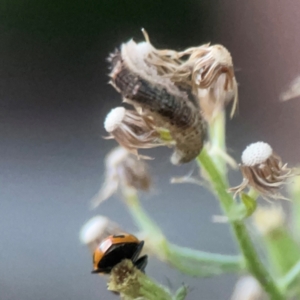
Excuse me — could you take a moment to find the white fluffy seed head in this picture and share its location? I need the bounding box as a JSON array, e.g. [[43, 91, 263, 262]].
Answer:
[[79, 216, 110, 244], [241, 142, 273, 166], [104, 107, 126, 132]]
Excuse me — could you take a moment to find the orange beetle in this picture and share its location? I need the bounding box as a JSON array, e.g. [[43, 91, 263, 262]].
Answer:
[[92, 234, 147, 274]]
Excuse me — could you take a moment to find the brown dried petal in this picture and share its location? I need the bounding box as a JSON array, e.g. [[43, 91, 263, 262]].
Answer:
[[105, 108, 164, 159], [140, 34, 238, 121]]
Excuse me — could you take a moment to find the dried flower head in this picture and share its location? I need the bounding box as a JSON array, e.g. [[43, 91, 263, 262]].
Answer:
[[231, 276, 265, 300], [91, 146, 151, 208], [252, 206, 285, 235], [104, 106, 164, 159], [108, 37, 206, 165], [177, 44, 238, 122], [229, 142, 293, 199], [141, 30, 238, 122], [79, 215, 121, 252]]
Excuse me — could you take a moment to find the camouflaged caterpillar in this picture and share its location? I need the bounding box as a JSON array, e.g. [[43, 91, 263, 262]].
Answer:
[[108, 39, 206, 165]]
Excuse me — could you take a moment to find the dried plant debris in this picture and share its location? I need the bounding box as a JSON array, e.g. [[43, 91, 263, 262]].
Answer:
[[91, 147, 152, 208], [280, 75, 300, 101], [107, 33, 206, 165]]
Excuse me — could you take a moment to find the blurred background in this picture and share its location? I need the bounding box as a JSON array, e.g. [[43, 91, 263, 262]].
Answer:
[[1, 1, 300, 299]]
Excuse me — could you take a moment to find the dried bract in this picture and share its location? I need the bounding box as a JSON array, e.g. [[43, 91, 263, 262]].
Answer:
[[104, 106, 163, 158], [91, 147, 151, 208], [229, 142, 293, 199]]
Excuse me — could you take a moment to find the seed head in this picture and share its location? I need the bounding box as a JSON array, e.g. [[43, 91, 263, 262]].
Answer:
[[104, 107, 126, 132], [91, 147, 152, 208], [241, 142, 273, 166], [104, 107, 164, 159], [229, 142, 293, 199]]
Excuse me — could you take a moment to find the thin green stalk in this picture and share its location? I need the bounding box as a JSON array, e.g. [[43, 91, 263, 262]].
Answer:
[[122, 188, 243, 277], [197, 148, 283, 299], [209, 112, 226, 152], [123, 188, 164, 238], [288, 176, 300, 241], [208, 111, 227, 177], [248, 188, 259, 201], [166, 243, 243, 276]]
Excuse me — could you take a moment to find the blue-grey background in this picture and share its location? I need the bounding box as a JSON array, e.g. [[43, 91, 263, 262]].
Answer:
[[1, 1, 300, 299]]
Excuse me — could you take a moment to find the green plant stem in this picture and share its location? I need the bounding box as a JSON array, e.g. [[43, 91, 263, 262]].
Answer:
[[197, 148, 283, 299], [208, 111, 227, 177], [123, 188, 164, 238], [122, 188, 243, 277], [288, 176, 300, 241], [278, 260, 300, 292], [166, 243, 243, 276], [248, 188, 259, 200]]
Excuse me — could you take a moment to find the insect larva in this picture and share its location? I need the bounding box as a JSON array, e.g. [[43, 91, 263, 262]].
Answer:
[[108, 41, 206, 165]]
